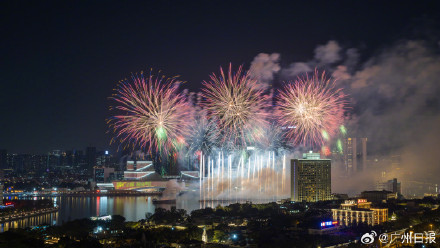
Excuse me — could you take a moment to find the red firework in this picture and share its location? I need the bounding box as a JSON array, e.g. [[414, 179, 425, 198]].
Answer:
[[109, 71, 192, 154], [276, 69, 347, 147], [202, 64, 270, 148]]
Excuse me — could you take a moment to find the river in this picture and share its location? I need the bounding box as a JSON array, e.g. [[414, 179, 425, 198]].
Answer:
[[1, 194, 212, 232], [1, 193, 278, 232]]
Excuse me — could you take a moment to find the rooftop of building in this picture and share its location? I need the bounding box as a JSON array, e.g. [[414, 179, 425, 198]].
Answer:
[[296, 158, 331, 161], [361, 190, 394, 194], [333, 207, 374, 212]]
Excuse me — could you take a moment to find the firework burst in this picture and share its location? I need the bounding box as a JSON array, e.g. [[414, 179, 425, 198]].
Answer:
[[255, 123, 285, 150], [277, 69, 347, 147], [109, 71, 192, 155], [202, 65, 270, 148], [186, 111, 219, 154]]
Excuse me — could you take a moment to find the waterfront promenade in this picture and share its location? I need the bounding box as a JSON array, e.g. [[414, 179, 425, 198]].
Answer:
[[0, 207, 59, 223]]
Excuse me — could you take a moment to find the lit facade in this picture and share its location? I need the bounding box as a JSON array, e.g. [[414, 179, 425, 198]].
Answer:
[[112, 160, 179, 190], [124, 161, 155, 180], [332, 199, 388, 226], [291, 152, 331, 202]]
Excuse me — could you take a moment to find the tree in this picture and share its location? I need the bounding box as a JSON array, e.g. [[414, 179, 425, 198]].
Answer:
[[213, 230, 228, 243]]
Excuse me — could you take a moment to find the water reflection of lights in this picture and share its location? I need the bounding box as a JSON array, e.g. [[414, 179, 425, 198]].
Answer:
[[0, 212, 58, 233]]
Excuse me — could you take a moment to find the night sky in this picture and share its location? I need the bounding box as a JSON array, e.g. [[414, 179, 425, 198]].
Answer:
[[1, 1, 439, 154]]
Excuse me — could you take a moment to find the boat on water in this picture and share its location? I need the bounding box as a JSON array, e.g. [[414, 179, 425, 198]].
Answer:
[[148, 188, 183, 204], [151, 198, 176, 204]]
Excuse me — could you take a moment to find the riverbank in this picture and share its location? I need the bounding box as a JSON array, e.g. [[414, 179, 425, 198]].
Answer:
[[0, 207, 58, 223], [4, 190, 163, 197]]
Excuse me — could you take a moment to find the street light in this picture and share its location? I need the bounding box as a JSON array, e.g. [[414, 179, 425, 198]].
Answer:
[[430, 224, 433, 231]]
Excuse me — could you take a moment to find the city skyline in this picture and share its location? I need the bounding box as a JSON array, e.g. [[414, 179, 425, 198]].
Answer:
[[1, 2, 440, 246], [1, 1, 440, 155]]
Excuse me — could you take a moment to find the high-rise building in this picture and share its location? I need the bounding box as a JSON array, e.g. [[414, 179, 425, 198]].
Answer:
[[6, 153, 17, 172], [97, 150, 114, 167], [0, 183, 3, 206], [94, 167, 115, 183], [86, 147, 97, 173], [0, 149, 7, 170], [4, 154, 45, 174], [74, 150, 85, 168], [344, 137, 367, 175], [376, 178, 401, 195], [46, 153, 59, 171], [360, 138, 367, 171], [66, 150, 74, 167], [388, 178, 401, 194], [291, 152, 332, 202], [361, 190, 397, 203], [344, 138, 355, 175]]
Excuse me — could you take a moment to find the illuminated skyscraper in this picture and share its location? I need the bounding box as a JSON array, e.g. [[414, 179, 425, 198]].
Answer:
[[291, 152, 331, 202], [344, 138, 355, 175], [344, 137, 367, 175]]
